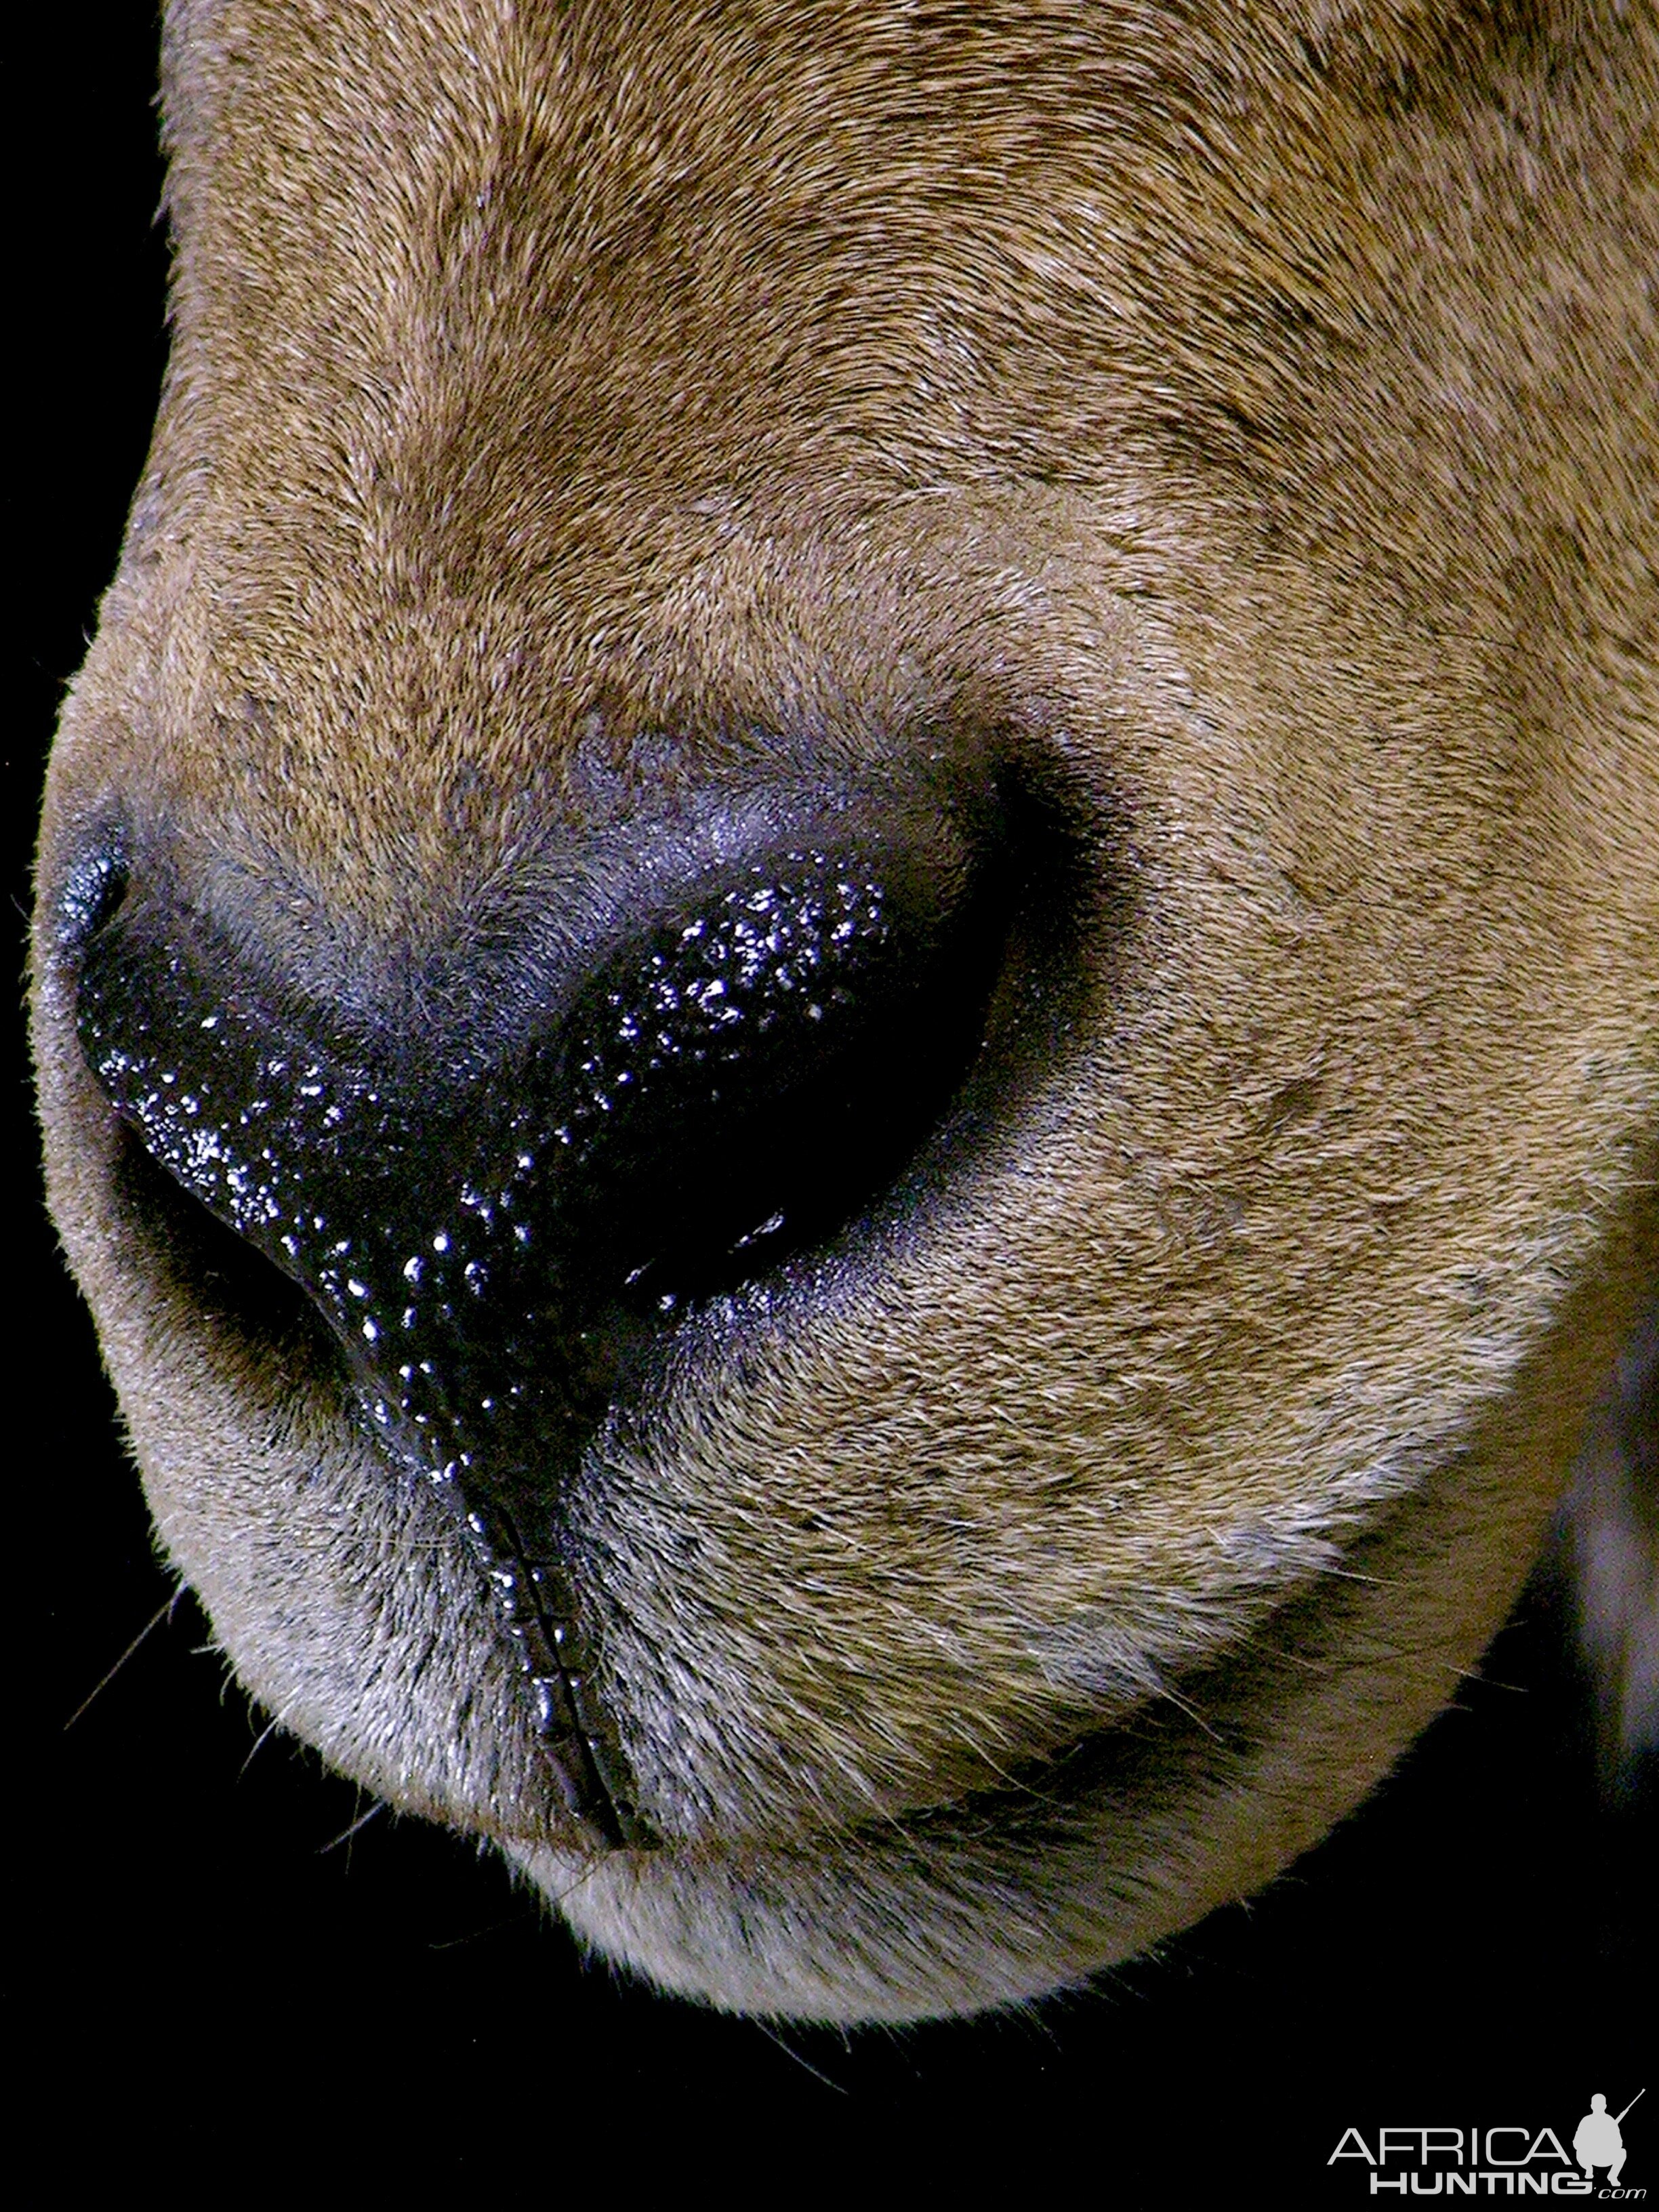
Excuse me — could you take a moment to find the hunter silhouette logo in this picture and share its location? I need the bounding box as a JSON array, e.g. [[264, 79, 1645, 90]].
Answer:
[[1329, 2090, 1645, 2198], [1575, 2095, 1643, 2195]]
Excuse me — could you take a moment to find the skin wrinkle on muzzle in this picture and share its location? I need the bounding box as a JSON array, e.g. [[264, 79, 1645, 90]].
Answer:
[[28, 0, 1659, 2021]]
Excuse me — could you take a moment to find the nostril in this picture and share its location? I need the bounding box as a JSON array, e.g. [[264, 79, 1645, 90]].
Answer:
[[70, 783, 1075, 1430], [560, 843, 1010, 1314], [71, 837, 1002, 1383]]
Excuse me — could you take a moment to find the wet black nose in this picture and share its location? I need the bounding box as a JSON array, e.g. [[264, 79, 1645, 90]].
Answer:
[[66, 794, 1019, 1841]]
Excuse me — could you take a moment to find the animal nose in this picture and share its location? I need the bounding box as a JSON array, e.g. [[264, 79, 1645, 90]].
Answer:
[[65, 794, 1017, 1841]]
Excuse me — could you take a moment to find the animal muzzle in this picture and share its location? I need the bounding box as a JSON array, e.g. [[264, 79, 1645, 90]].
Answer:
[[64, 771, 1040, 1847]]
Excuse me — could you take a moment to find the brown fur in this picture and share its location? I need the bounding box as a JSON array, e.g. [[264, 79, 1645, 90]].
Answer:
[[30, 0, 1658, 2021]]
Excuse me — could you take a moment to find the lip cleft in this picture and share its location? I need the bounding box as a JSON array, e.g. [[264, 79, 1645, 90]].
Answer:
[[77, 931, 657, 1842]]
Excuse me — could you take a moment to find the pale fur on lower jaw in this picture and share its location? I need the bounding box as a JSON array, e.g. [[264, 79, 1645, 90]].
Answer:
[[1555, 1305, 1658, 1778], [510, 1269, 1653, 2025]]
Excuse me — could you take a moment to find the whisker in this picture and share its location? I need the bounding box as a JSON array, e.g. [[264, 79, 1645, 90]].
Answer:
[[62, 1596, 176, 1730], [752, 2020, 848, 2093], [426, 1911, 531, 1951], [239, 1718, 283, 1777], [319, 1799, 386, 1854]]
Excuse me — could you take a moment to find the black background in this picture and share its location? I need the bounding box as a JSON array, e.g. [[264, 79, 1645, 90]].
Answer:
[[16, 9, 1651, 2191]]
